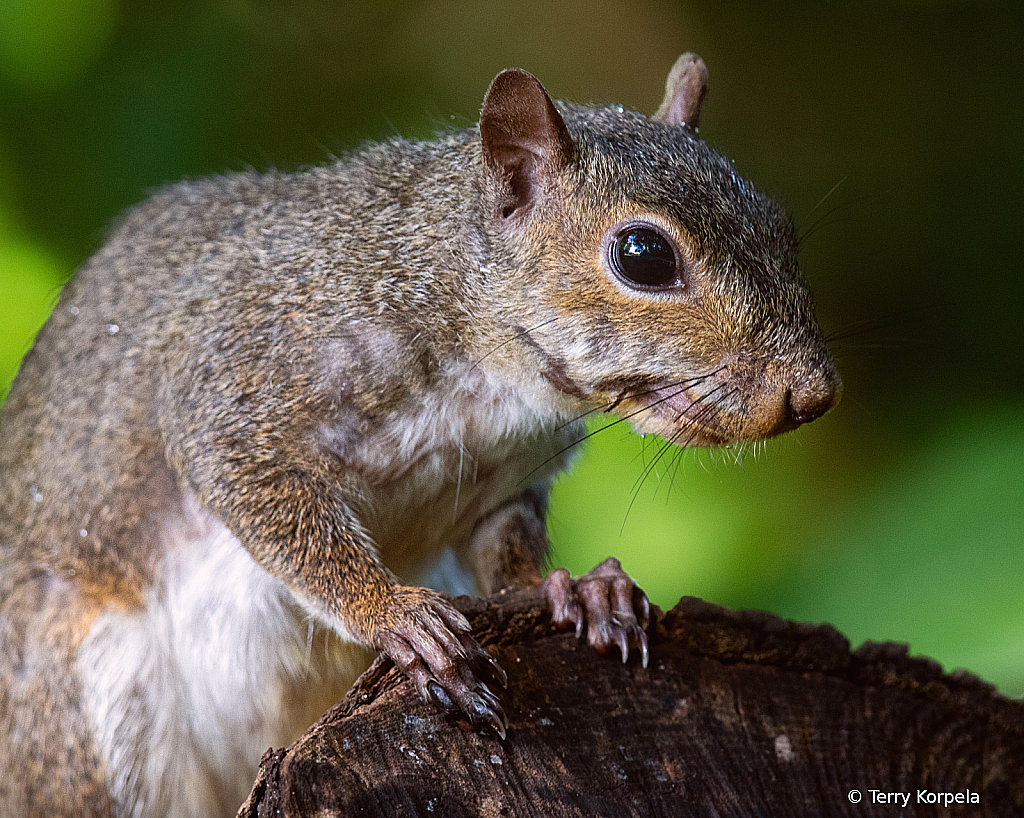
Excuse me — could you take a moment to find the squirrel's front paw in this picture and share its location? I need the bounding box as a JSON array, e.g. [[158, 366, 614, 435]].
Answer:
[[543, 557, 650, 667], [375, 587, 509, 738]]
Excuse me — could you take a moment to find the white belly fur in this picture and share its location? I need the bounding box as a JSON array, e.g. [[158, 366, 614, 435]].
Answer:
[[76, 495, 373, 818]]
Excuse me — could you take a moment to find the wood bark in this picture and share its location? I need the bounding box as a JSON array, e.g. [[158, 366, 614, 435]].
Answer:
[[238, 588, 1024, 817]]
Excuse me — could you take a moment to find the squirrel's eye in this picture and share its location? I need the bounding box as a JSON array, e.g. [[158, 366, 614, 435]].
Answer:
[[610, 226, 679, 289]]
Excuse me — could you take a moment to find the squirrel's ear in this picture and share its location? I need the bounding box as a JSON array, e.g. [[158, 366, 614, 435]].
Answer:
[[480, 68, 573, 218], [652, 53, 708, 130]]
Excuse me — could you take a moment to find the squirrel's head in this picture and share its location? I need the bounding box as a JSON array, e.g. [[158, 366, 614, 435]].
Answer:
[[476, 54, 840, 446]]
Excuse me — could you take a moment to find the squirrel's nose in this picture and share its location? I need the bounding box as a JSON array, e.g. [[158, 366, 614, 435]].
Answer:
[[784, 389, 834, 427], [727, 352, 842, 440], [781, 370, 842, 431]]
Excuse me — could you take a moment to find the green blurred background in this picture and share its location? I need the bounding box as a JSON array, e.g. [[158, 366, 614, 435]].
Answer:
[[1, 2, 1022, 693]]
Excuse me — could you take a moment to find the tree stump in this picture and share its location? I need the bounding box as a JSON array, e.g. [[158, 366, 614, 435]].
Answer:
[[238, 587, 1024, 817]]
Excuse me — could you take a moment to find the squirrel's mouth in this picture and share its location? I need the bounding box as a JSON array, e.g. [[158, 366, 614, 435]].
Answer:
[[598, 376, 735, 448], [599, 355, 841, 446]]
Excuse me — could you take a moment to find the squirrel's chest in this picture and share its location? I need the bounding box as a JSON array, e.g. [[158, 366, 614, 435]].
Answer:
[[367, 434, 553, 588], [327, 378, 580, 587]]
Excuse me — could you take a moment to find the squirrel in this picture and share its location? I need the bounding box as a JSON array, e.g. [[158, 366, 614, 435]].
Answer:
[[0, 54, 839, 817]]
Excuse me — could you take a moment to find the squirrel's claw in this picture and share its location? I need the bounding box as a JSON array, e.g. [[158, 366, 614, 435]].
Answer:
[[376, 587, 509, 738], [467, 685, 508, 740], [426, 678, 508, 739], [543, 557, 650, 668], [483, 650, 508, 688]]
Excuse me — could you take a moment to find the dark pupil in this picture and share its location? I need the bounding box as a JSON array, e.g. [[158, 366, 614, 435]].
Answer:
[[614, 227, 677, 287]]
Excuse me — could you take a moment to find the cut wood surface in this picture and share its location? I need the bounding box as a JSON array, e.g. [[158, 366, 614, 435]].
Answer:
[[238, 587, 1024, 817]]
